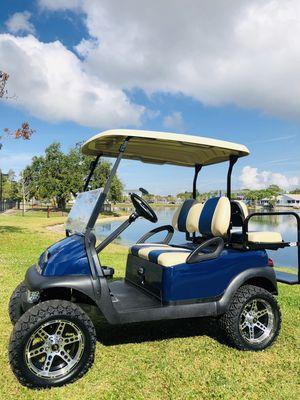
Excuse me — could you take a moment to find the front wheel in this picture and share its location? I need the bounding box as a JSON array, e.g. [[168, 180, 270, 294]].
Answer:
[[219, 284, 281, 351], [9, 300, 96, 388]]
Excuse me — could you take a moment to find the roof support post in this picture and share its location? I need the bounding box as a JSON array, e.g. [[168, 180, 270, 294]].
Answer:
[[192, 164, 202, 199], [83, 154, 102, 192], [86, 138, 130, 230], [227, 156, 238, 200]]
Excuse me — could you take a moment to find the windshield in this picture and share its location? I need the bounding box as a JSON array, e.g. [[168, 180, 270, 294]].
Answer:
[[65, 188, 102, 234]]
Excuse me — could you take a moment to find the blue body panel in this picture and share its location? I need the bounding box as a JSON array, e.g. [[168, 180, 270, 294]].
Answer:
[[40, 234, 90, 276], [161, 249, 268, 302]]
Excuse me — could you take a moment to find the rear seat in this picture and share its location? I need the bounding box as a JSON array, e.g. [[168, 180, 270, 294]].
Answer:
[[230, 200, 283, 245]]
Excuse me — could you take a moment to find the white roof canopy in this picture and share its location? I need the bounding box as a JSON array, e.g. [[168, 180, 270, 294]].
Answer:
[[82, 129, 249, 167]]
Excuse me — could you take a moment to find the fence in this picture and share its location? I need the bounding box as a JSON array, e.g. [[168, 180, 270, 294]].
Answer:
[[0, 200, 17, 213]]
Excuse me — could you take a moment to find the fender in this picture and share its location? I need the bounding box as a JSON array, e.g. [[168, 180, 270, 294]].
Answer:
[[216, 266, 277, 315], [24, 265, 99, 306], [24, 265, 121, 324]]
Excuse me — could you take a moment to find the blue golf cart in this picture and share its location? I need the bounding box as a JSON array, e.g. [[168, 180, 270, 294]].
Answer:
[[8, 130, 300, 388]]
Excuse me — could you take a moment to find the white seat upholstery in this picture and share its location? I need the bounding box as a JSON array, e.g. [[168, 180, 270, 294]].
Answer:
[[130, 244, 190, 267], [198, 196, 231, 237], [230, 201, 283, 245], [129, 199, 203, 268], [130, 197, 232, 267], [247, 231, 283, 243], [172, 199, 203, 233]]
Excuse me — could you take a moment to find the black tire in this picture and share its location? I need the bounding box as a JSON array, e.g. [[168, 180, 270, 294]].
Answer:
[[219, 284, 281, 351], [9, 282, 27, 325], [9, 300, 96, 388]]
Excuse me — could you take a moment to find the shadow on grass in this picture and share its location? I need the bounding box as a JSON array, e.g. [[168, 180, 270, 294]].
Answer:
[[0, 225, 26, 233], [94, 315, 227, 347]]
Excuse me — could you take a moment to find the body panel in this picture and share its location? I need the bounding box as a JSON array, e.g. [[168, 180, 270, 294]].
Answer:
[[40, 234, 90, 276], [126, 249, 269, 302]]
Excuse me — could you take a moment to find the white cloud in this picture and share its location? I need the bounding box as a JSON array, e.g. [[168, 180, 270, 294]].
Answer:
[[0, 34, 143, 128], [163, 112, 186, 132], [37, 0, 300, 121], [239, 166, 300, 189], [0, 152, 34, 174], [38, 0, 82, 11], [5, 11, 35, 35]]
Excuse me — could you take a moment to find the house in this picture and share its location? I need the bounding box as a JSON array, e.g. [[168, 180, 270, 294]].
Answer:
[[260, 198, 271, 206], [277, 194, 300, 207]]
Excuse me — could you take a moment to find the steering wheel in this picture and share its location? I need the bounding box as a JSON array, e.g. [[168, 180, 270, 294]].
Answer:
[[130, 194, 158, 223]]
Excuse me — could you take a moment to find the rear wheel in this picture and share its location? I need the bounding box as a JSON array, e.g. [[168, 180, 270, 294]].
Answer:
[[9, 282, 27, 325], [219, 284, 281, 351], [9, 300, 96, 388]]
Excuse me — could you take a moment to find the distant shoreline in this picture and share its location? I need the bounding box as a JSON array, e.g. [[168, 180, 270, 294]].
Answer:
[[46, 214, 129, 233]]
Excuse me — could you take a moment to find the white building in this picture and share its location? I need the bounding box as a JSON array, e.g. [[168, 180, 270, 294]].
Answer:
[[277, 194, 300, 207]]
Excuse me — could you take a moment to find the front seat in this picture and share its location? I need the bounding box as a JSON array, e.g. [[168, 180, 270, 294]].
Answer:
[[230, 200, 283, 246], [130, 197, 230, 267], [130, 199, 202, 265]]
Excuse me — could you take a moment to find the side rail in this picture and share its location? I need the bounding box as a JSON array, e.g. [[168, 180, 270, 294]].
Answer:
[[242, 211, 300, 284]]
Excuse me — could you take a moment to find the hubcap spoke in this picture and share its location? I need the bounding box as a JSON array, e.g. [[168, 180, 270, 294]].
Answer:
[[255, 309, 268, 318], [255, 320, 267, 333], [250, 300, 258, 313], [43, 352, 55, 373], [240, 320, 248, 330], [38, 328, 50, 341], [63, 334, 80, 346], [248, 325, 255, 340], [55, 321, 66, 336], [58, 349, 73, 365], [28, 345, 47, 358]]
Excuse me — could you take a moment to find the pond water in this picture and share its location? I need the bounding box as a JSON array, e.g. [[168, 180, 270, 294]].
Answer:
[[95, 207, 299, 270]]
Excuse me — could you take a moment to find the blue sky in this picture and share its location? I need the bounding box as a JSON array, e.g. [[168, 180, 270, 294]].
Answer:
[[0, 1, 299, 195]]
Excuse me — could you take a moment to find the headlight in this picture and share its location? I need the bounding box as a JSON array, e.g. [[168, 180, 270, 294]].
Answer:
[[27, 290, 40, 303]]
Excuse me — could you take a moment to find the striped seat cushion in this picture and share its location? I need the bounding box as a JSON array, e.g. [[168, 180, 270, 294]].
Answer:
[[172, 199, 203, 233], [130, 243, 191, 267], [198, 196, 231, 237]]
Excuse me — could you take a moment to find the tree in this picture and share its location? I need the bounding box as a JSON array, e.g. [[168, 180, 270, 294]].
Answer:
[[20, 171, 30, 216], [290, 188, 300, 194], [0, 71, 35, 149], [2, 170, 22, 202], [24, 143, 74, 210], [23, 142, 123, 209], [67, 144, 123, 202]]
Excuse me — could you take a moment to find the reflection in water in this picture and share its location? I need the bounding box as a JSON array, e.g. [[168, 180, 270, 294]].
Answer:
[[95, 208, 299, 270]]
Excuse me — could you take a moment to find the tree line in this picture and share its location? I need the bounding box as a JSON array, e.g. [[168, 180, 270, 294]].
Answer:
[[2, 142, 123, 209]]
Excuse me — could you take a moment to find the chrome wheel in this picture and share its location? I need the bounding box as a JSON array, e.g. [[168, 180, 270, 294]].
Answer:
[[25, 319, 85, 379], [239, 299, 274, 344]]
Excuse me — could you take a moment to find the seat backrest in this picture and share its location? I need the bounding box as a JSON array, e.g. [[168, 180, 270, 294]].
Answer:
[[198, 197, 231, 237], [231, 200, 249, 227], [172, 199, 203, 234]]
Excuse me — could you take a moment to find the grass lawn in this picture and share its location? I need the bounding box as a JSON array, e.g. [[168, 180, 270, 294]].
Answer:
[[0, 213, 299, 399]]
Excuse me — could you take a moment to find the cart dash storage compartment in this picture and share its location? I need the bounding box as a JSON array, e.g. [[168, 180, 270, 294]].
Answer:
[[125, 254, 163, 299]]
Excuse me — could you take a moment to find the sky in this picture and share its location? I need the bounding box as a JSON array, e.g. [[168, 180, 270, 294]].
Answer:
[[0, 0, 299, 195]]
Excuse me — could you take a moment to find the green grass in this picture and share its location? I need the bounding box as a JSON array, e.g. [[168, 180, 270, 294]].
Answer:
[[0, 214, 299, 399]]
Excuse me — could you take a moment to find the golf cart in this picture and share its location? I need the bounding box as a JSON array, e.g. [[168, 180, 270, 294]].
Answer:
[[8, 130, 300, 388]]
